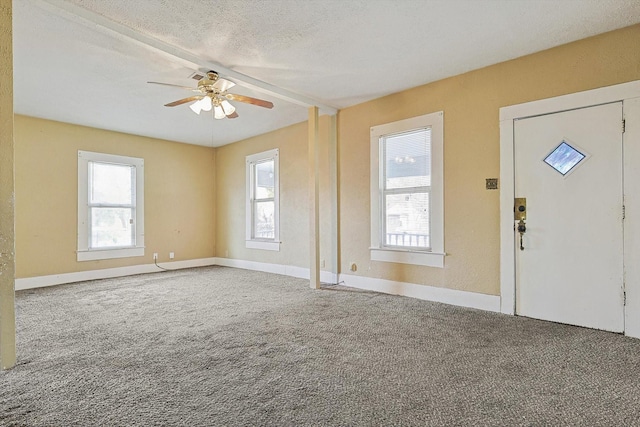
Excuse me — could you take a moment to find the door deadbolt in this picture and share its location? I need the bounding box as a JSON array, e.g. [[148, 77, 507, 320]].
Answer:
[[514, 198, 526, 221]]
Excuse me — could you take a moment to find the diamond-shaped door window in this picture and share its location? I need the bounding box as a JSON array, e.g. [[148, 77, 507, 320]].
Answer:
[[544, 141, 586, 176]]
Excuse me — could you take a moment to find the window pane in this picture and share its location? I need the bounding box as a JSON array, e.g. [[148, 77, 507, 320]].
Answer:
[[254, 201, 275, 239], [384, 128, 430, 190], [255, 160, 275, 200], [90, 162, 134, 205], [385, 192, 429, 248], [543, 141, 586, 176], [90, 207, 134, 248]]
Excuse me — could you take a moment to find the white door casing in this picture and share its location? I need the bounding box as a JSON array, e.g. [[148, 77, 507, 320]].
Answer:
[[514, 103, 624, 332], [500, 80, 640, 338], [622, 96, 640, 338]]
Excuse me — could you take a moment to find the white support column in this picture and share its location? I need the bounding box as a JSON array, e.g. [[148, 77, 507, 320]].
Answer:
[[309, 107, 320, 289], [329, 115, 340, 283], [0, 0, 16, 370]]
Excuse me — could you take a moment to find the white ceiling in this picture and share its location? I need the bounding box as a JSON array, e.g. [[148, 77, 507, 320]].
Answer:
[[13, 0, 640, 147]]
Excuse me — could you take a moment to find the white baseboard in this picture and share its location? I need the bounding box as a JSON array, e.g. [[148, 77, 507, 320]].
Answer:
[[214, 258, 499, 313], [213, 257, 339, 284], [16, 257, 498, 314], [15, 258, 217, 291], [339, 273, 501, 313]]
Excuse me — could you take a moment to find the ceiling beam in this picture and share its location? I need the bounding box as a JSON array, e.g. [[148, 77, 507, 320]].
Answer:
[[37, 0, 338, 115]]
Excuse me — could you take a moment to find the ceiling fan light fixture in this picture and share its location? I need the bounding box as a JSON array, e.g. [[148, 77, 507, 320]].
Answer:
[[200, 96, 213, 112], [214, 105, 226, 119], [189, 100, 202, 115], [150, 74, 273, 119], [220, 100, 236, 115]]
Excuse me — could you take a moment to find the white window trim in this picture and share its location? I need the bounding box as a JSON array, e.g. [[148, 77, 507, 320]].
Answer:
[[246, 148, 280, 251], [370, 111, 444, 268], [77, 150, 145, 261]]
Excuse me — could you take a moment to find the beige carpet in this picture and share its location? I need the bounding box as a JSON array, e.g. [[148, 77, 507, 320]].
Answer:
[[1, 266, 640, 426]]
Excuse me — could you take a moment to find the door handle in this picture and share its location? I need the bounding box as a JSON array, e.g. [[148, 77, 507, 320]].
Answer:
[[517, 219, 526, 250]]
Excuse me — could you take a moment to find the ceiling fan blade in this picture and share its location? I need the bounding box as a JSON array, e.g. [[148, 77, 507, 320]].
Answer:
[[212, 78, 236, 92], [225, 93, 274, 109], [226, 111, 239, 119], [148, 81, 199, 91], [164, 95, 203, 107]]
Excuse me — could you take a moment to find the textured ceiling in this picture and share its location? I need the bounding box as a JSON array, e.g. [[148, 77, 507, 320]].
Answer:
[[13, 0, 640, 147]]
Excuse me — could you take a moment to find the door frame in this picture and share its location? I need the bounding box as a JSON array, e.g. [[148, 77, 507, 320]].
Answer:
[[499, 80, 640, 336]]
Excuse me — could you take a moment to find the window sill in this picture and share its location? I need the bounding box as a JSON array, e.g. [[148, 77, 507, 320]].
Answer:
[[77, 247, 145, 262], [246, 240, 281, 251], [370, 247, 445, 268]]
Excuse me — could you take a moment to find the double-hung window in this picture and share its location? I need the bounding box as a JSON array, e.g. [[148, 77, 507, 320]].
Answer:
[[77, 151, 144, 261], [370, 112, 444, 267], [246, 149, 280, 251]]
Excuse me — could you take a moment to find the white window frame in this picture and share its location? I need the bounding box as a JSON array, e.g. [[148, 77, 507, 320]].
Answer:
[[246, 148, 280, 251], [77, 150, 145, 261], [370, 111, 444, 268]]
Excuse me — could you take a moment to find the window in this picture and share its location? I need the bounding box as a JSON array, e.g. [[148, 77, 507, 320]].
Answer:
[[246, 149, 280, 251], [77, 151, 144, 261], [543, 140, 588, 176], [370, 112, 444, 267]]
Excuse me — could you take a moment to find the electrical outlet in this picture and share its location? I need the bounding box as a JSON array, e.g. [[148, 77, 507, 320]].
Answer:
[[350, 262, 357, 272], [169, 252, 175, 259], [153, 253, 158, 260], [321, 259, 326, 268]]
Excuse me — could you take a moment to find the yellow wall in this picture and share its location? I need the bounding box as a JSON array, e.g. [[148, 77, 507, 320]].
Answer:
[[339, 24, 640, 295], [12, 24, 640, 299], [215, 24, 640, 296], [14, 116, 216, 278], [215, 115, 334, 271]]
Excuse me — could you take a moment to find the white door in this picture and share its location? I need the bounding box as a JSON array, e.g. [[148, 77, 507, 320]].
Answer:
[[514, 102, 624, 332]]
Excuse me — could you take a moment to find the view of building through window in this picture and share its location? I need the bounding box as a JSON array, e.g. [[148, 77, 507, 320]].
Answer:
[[382, 128, 431, 249], [88, 161, 136, 248], [253, 159, 275, 239]]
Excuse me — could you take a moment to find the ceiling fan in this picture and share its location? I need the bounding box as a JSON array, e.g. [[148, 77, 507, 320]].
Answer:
[[148, 71, 274, 119]]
